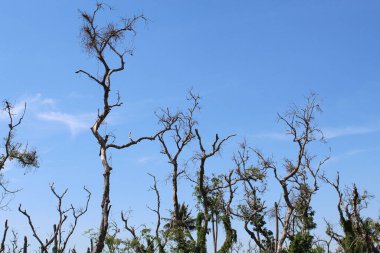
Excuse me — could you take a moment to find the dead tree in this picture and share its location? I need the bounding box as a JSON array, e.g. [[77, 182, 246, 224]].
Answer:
[[0, 220, 8, 253], [215, 171, 238, 253], [18, 184, 90, 253], [76, 4, 174, 253], [146, 174, 167, 253], [0, 101, 38, 208], [232, 142, 273, 252], [323, 173, 380, 253], [236, 95, 327, 253], [193, 128, 235, 253], [121, 174, 167, 253], [0, 101, 38, 253], [156, 92, 199, 251], [1, 229, 29, 253], [8, 230, 21, 253]]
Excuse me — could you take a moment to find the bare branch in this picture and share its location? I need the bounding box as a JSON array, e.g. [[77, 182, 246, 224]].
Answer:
[[0, 220, 8, 253]]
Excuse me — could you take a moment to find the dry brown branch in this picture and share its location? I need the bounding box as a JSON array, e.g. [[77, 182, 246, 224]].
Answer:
[[234, 94, 327, 253], [76, 4, 170, 253], [156, 91, 200, 235], [193, 128, 235, 252], [18, 185, 90, 253], [0, 220, 8, 253], [0, 101, 38, 208], [147, 174, 162, 243]]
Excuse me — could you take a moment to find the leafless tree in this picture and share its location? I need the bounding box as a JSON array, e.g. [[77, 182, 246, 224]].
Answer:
[[146, 174, 167, 253], [322, 173, 380, 253], [0, 101, 38, 209], [155, 91, 199, 250], [235, 95, 327, 253], [0, 229, 27, 253], [0, 101, 38, 253], [193, 128, 235, 253], [232, 141, 272, 252], [121, 174, 167, 253], [18, 184, 90, 253], [0, 220, 9, 253], [76, 4, 174, 253]]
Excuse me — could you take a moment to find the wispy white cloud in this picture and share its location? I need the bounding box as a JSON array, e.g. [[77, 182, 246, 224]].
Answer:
[[330, 147, 380, 163], [137, 155, 158, 164], [249, 132, 289, 141], [0, 93, 94, 136], [0, 93, 57, 121], [0, 100, 26, 121], [37, 112, 93, 135], [30, 94, 94, 136], [29, 93, 56, 106], [323, 126, 379, 139]]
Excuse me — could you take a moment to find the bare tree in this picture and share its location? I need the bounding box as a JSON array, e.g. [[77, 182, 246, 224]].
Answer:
[[77, 4, 173, 253], [156, 91, 199, 251], [236, 95, 327, 253], [323, 173, 380, 253], [0, 220, 9, 253], [121, 174, 167, 253], [18, 184, 90, 253], [233, 142, 273, 252], [146, 174, 167, 253], [193, 128, 235, 253], [0, 101, 38, 208], [0, 100, 38, 253]]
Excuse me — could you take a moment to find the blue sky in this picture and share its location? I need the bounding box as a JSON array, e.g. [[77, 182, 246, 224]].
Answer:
[[1, 0, 380, 250]]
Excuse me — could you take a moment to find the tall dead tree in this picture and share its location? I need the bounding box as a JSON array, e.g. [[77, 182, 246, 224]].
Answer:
[[0, 100, 38, 252], [0, 220, 8, 253], [193, 128, 235, 253], [156, 92, 199, 251], [258, 95, 326, 253], [236, 95, 327, 253], [77, 4, 173, 253]]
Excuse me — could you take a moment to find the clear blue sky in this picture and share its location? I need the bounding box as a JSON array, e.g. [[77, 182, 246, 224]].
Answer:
[[1, 0, 380, 250]]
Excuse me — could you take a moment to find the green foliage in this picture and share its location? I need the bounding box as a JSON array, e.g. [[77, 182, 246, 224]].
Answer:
[[238, 192, 275, 251], [217, 215, 237, 253], [287, 233, 313, 253], [325, 184, 380, 253], [195, 212, 207, 253], [163, 203, 196, 253], [243, 166, 266, 181]]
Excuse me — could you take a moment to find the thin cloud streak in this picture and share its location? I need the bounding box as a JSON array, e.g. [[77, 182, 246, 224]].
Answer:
[[323, 126, 379, 139], [0, 93, 94, 136], [249, 132, 290, 141], [330, 147, 380, 163], [37, 112, 93, 135], [137, 155, 158, 164], [0, 93, 57, 121]]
